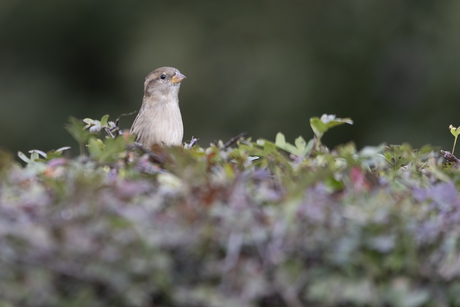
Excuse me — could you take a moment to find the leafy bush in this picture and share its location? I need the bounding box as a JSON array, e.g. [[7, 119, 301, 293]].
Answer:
[[1, 115, 460, 307]]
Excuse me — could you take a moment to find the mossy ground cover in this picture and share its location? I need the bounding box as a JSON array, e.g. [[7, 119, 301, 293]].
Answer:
[[1, 115, 460, 307]]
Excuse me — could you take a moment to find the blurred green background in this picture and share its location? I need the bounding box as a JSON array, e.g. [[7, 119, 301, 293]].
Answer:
[[1, 0, 459, 155]]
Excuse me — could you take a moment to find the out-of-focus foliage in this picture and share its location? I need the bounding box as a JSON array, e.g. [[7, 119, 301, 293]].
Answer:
[[1, 114, 460, 307]]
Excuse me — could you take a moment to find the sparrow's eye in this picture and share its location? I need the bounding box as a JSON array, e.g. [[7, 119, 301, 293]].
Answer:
[[160, 74, 166, 80]]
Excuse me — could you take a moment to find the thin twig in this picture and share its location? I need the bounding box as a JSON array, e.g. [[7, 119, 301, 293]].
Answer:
[[104, 127, 115, 138], [115, 110, 138, 127], [187, 136, 199, 149], [223, 132, 247, 150]]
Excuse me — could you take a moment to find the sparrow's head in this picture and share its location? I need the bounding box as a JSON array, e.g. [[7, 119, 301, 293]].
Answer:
[[144, 67, 186, 98]]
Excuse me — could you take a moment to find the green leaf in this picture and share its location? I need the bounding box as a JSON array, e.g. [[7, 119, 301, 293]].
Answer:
[[274, 133, 313, 157], [450, 125, 460, 137], [294, 136, 306, 152], [87, 136, 127, 162], [87, 138, 103, 159], [321, 114, 353, 128], [310, 114, 353, 141], [100, 114, 110, 127], [310, 117, 328, 139], [294, 136, 314, 156], [257, 139, 278, 153], [275, 133, 296, 155], [65, 117, 91, 155], [303, 139, 314, 156], [96, 139, 104, 149], [284, 143, 301, 156], [67, 117, 91, 142], [275, 133, 286, 148], [262, 139, 278, 153]]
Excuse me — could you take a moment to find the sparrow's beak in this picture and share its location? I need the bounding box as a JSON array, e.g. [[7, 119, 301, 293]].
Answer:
[[171, 72, 186, 84]]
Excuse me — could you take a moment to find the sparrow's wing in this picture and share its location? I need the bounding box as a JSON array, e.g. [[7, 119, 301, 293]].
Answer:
[[130, 104, 146, 141]]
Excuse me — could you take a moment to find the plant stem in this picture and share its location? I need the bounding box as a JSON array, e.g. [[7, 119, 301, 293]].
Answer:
[[453, 136, 458, 155]]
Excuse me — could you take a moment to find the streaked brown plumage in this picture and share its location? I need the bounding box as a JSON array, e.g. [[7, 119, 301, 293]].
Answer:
[[130, 67, 186, 147]]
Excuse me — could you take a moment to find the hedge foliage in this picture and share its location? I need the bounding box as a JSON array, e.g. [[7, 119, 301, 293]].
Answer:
[[1, 115, 460, 307]]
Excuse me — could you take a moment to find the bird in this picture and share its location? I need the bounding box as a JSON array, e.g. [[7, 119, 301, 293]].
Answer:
[[130, 67, 186, 147]]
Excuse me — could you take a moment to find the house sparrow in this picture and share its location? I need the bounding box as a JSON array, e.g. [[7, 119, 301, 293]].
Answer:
[[130, 67, 186, 147]]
